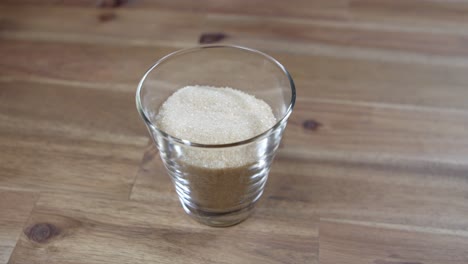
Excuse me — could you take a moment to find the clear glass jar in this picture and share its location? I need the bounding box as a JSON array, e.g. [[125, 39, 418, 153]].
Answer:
[[136, 45, 295, 227]]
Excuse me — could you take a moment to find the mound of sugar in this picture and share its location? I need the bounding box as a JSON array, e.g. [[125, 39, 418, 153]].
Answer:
[[156, 85, 276, 145], [154, 85, 278, 210]]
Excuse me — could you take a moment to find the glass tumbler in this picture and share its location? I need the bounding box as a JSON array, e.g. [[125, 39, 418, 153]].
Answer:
[[136, 45, 295, 227]]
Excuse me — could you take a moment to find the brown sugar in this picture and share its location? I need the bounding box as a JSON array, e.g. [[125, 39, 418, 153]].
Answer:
[[155, 85, 276, 211]]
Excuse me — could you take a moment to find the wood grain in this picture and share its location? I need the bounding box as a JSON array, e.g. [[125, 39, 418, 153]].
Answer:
[[1, 1, 468, 263], [2, 39, 468, 111], [0, 40, 175, 86], [9, 193, 318, 264], [0, 80, 146, 139], [0, 80, 147, 198], [5, 0, 468, 26], [2, 5, 468, 59], [133, 143, 468, 232], [0, 191, 37, 264], [285, 99, 468, 164], [319, 220, 468, 264]]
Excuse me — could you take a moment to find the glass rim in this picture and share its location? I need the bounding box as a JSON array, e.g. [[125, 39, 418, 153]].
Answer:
[[136, 44, 296, 148]]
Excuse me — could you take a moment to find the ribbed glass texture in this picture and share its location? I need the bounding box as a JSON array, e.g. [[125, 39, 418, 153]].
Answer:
[[136, 45, 295, 226]]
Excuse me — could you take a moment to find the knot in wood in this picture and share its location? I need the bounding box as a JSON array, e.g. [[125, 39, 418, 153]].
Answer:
[[26, 223, 60, 243]]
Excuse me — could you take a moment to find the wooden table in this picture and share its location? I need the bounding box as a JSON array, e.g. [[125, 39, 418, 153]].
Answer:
[[1, 1, 468, 263]]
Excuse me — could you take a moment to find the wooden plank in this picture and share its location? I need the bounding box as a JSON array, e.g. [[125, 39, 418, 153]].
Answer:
[[2, 39, 468, 111], [0, 5, 203, 47], [0, 0, 350, 15], [0, 40, 176, 85], [0, 80, 147, 140], [319, 220, 468, 264], [2, 41, 468, 163], [131, 134, 468, 232], [203, 15, 468, 57], [264, 154, 468, 231], [0, 80, 147, 198], [1, 0, 468, 40], [0, 134, 144, 199], [285, 99, 468, 164], [351, 0, 468, 23], [0, 191, 37, 264], [2, 5, 468, 58], [4, 0, 468, 27], [8, 193, 318, 264]]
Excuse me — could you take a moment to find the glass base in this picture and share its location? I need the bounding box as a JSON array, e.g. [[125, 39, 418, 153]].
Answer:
[[180, 201, 257, 227]]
